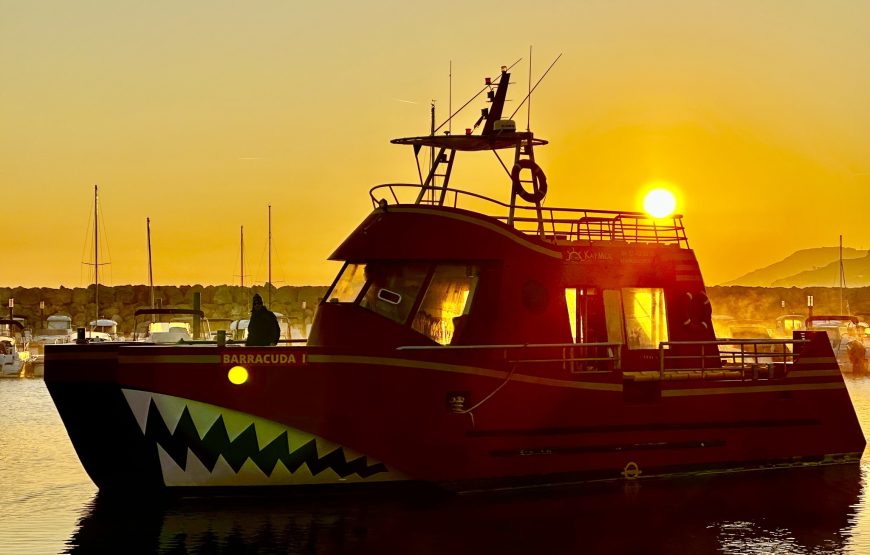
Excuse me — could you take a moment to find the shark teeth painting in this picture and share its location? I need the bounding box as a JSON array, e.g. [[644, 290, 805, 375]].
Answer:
[[121, 389, 405, 487]]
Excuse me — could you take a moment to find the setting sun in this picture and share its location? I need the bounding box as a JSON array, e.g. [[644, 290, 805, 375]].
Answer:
[[643, 188, 677, 218]]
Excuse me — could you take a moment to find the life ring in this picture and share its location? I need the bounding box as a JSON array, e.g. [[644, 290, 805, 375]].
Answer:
[[511, 159, 548, 204], [622, 461, 641, 480], [683, 291, 712, 329], [695, 292, 712, 328], [682, 292, 694, 326]]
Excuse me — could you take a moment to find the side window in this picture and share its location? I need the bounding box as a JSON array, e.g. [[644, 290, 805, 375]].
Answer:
[[359, 263, 429, 324], [622, 288, 669, 349], [412, 265, 479, 345], [565, 287, 608, 344], [602, 290, 625, 345], [326, 263, 368, 303]]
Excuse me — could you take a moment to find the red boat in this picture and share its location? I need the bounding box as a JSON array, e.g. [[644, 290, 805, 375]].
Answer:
[[45, 66, 865, 494]]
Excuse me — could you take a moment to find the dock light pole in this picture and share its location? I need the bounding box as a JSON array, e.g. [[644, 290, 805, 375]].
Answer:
[[7, 298, 12, 321], [40, 301, 45, 329], [807, 295, 814, 320]]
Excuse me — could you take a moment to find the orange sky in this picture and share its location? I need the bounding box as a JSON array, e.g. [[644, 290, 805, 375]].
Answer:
[[2, 1, 869, 288]]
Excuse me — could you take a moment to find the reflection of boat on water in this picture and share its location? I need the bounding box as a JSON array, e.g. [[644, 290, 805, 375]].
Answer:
[[45, 63, 864, 494], [65, 464, 862, 554]]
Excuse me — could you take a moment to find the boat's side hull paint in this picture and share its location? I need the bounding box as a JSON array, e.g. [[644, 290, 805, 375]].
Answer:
[[45, 339, 865, 492]]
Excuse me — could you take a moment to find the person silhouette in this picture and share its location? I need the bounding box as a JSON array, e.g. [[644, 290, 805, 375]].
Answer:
[[245, 293, 280, 346]]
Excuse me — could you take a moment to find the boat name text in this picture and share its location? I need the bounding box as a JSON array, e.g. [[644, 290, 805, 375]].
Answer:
[[222, 353, 307, 365]]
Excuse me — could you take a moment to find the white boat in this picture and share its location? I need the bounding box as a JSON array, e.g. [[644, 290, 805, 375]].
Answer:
[[131, 308, 209, 344], [81, 318, 120, 342], [28, 314, 74, 377], [0, 320, 29, 378]]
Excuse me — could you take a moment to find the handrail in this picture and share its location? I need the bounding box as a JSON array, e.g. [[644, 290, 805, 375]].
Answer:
[[397, 338, 815, 382], [658, 338, 809, 380], [370, 183, 689, 247], [396, 341, 621, 350]]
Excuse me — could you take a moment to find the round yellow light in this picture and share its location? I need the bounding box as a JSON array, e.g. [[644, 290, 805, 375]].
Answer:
[[227, 365, 249, 385], [643, 188, 677, 218]]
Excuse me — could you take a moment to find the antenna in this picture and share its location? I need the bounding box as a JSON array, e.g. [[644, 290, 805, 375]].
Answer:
[[449, 60, 452, 135], [527, 45, 532, 132], [268, 204, 272, 308], [434, 58, 522, 134], [509, 53, 563, 121]]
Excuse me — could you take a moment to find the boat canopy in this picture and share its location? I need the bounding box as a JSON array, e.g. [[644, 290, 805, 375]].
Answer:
[[0, 319, 24, 328]]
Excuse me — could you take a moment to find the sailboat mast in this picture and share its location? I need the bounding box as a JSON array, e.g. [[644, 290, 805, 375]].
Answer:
[[240, 225, 245, 288], [147, 217, 154, 308], [268, 204, 272, 307], [840, 234, 846, 314], [94, 184, 99, 328]]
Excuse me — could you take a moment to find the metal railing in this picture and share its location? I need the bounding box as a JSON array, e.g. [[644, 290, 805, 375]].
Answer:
[[397, 338, 812, 382], [370, 183, 689, 248], [396, 342, 622, 373], [656, 338, 809, 380]]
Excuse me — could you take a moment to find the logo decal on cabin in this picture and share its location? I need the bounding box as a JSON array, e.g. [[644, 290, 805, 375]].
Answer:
[[564, 248, 613, 263], [121, 390, 396, 486]]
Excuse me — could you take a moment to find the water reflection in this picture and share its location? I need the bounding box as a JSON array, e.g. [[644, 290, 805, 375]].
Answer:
[[66, 464, 863, 554]]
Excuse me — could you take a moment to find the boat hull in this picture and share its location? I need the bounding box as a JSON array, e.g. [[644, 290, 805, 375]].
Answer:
[[45, 334, 865, 493]]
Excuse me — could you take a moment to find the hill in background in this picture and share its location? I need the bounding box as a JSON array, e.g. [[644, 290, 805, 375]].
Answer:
[[722, 247, 867, 287]]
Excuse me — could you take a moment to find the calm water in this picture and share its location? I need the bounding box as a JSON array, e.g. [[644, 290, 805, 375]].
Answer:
[[4, 378, 870, 555]]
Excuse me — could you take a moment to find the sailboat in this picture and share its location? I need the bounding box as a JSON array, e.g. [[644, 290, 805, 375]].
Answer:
[[231, 207, 291, 342], [804, 235, 864, 371], [79, 185, 119, 342], [131, 217, 208, 343]]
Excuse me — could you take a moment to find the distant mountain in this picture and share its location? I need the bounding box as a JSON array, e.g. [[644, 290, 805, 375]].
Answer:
[[721, 247, 867, 287], [772, 253, 870, 287]]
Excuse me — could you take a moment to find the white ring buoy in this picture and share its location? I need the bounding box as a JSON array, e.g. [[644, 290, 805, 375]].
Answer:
[[511, 159, 548, 203]]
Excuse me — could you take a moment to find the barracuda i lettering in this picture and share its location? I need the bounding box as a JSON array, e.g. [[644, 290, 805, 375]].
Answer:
[[221, 353, 306, 365]]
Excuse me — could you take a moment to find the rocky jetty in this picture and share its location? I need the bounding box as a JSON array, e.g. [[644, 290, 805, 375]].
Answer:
[[4, 284, 870, 336], [1, 285, 328, 335]]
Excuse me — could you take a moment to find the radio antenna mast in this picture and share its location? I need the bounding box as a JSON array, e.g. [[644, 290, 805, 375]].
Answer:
[[449, 60, 452, 135], [527, 46, 532, 132], [510, 53, 562, 121]]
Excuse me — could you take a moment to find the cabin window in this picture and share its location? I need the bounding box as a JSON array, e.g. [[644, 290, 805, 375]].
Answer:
[[603, 290, 625, 344], [565, 287, 609, 344], [412, 265, 479, 345], [359, 263, 429, 324], [565, 288, 577, 342], [621, 288, 669, 349], [328, 263, 368, 303]]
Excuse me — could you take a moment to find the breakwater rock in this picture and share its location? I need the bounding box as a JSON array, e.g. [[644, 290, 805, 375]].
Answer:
[[3, 284, 870, 336], [0, 285, 328, 335], [706, 286, 870, 322]]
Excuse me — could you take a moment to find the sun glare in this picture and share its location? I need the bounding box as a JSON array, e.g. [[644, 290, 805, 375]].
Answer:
[[643, 188, 677, 218]]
